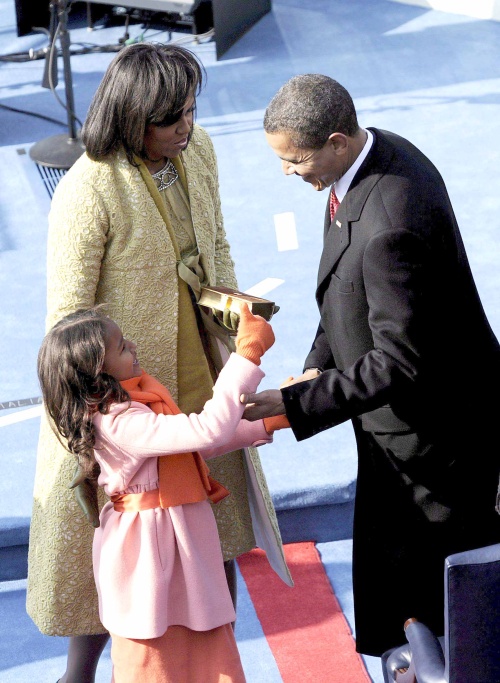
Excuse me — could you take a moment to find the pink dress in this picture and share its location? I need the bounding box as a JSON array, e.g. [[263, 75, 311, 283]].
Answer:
[[92, 353, 272, 640]]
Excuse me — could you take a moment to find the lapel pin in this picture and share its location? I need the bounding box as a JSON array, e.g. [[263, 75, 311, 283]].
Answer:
[[336, 220, 342, 228]]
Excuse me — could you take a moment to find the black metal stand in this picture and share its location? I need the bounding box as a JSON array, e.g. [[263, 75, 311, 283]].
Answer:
[[30, 0, 85, 170]]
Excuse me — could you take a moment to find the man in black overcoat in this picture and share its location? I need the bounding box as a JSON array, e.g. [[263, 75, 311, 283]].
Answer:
[[243, 74, 500, 656]]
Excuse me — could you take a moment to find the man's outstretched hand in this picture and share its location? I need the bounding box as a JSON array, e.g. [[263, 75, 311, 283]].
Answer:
[[240, 389, 285, 421], [241, 368, 321, 420], [279, 368, 321, 388]]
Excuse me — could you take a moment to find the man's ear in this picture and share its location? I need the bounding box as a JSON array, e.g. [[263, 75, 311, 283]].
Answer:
[[328, 132, 349, 154]]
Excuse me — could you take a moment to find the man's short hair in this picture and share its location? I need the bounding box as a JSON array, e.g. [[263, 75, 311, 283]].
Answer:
[[264, 74, 359, 149]]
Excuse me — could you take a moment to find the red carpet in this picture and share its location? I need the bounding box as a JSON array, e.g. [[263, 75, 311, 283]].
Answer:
[[237, 542, 371, 683]]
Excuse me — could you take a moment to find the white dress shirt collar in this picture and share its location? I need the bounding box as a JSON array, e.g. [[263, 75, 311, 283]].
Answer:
[[334, 128, 373, 202]]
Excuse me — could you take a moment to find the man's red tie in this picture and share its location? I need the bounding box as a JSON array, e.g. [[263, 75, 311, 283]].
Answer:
[[329, 186, 340, 221]]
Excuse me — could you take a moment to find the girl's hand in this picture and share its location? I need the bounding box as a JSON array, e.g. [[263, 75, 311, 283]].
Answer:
[[263, 414, 290, 433], [235, 303, 275, 365]]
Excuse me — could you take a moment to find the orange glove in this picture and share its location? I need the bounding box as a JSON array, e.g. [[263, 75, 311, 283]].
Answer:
[[235, 303, 275, 365], [264, 414, 290, 433]]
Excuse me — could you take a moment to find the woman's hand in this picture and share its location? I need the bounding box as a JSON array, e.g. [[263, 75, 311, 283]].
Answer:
[[69, 465, 100, 528], [213, 307, 240, 332]]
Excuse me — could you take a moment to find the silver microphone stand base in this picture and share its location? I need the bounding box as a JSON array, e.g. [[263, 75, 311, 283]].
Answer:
[[29, 133, 85, 169]]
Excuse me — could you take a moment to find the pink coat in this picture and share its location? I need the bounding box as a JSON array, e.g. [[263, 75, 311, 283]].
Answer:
[[92, 353, 272, 639]]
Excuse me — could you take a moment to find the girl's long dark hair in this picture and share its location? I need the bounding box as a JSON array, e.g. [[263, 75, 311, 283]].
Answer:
[[37, 308, 130, 477]]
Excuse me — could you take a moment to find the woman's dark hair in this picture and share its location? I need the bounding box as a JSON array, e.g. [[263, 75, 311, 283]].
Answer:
[[264, 74, 359, 149], [82, 42, 204, 164], [37, 308, 130, 477]]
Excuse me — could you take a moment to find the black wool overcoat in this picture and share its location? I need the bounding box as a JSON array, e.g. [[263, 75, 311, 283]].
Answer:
[[282, 128, 500, 656]]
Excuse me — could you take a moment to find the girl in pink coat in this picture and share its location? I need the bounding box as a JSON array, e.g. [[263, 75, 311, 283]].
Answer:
[[37, 304, 287, 683]]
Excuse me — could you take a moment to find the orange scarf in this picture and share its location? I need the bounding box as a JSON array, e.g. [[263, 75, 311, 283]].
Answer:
[[120, 371, 229, 508]]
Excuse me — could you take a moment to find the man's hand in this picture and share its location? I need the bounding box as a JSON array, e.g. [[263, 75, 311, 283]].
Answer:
[[240, 389, 285, 421], [280, 368, 321, 388], [69, 465, 100, 528]]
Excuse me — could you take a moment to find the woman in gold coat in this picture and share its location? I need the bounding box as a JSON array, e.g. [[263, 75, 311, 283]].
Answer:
[[27, 43, 289, 683]]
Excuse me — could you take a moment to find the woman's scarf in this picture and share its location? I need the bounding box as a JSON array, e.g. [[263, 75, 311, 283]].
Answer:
[[120, 371, 229, 507]]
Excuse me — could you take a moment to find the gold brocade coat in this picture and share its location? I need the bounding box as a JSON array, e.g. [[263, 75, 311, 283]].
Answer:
[[26, 125, 286, 636]]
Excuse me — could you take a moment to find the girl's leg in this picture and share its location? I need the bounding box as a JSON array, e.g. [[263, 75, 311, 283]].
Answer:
[[58, 633, 110, 683], [224, 559, 237, 630], [224, 559, 237, 611]]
